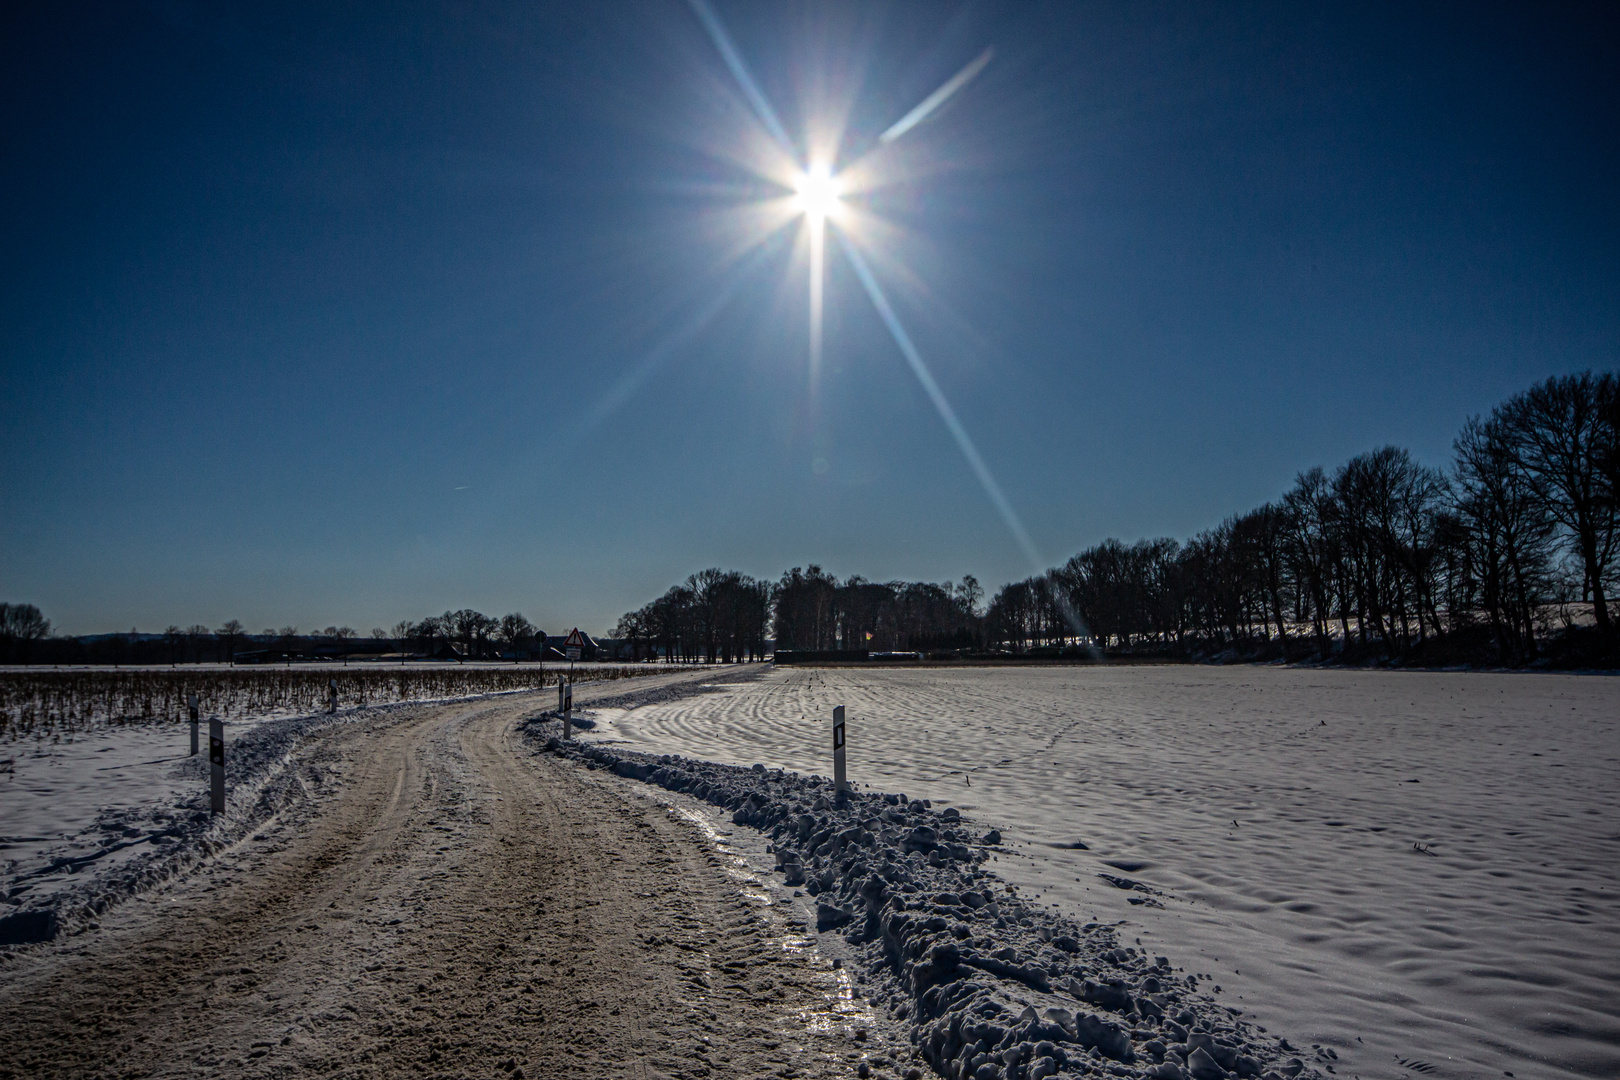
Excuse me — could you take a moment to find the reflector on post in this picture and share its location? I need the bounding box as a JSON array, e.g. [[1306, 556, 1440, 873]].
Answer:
[[209, 718, 225, 815], [832, 705, 847, 800]]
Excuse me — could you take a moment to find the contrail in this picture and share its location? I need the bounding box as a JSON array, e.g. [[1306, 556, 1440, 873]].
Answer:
[[836, 231, 1044, 571], [879, 47, 994, 145], [688, 0, 795, 155]]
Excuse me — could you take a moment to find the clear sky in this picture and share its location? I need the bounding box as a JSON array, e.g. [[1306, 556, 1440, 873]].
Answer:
[[2, 1, 1616, 637]]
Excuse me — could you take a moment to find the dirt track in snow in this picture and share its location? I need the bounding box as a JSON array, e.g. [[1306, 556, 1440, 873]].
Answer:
[[0, 676, 870, 1079]]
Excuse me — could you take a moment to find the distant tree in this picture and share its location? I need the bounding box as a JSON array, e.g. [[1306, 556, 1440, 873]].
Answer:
[[184, 624, 211, 663], [652, 586, 696, 661], [685, 569, 727, 662], [1282, 469, 1340, 658], [1331, 447, 1445, 656], [772, 566, 839, 650], [0, 603, 52, 663], [614, 607, 652, 660], [987, 578, 1055, 651], [1236, 504, 1293, 657], [442, 609, 495, 660], [956, 575, 984, 619], [496, 613, 537, 660], [0, 603, 51, 641], [718, 574, 771, 660], [217, 619, 245, 662], [1452, 414, 1556, 661], [408, 617, 445, 650]]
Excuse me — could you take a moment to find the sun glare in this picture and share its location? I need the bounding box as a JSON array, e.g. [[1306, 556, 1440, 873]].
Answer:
[[792, 163, 843, 220], [682, 1, 1052, 599]]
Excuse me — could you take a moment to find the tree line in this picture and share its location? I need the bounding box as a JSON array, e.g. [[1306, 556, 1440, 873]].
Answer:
[[388, 610, 544, 660], [612, 566, 986, 662], [615, 371, 1615, 667], [613, 569, 772, 663], [0, 608, 550, 665], [990, 371, 1617, 664]]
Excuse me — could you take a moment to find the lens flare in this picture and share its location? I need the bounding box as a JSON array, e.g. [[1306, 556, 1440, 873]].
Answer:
[[792, 163, 843, 221], [792, 163, 842, 405], [676, 6, 1092, 644]]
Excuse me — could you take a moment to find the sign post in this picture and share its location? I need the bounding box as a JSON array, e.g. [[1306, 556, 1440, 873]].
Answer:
[[209, 718, 225, 815], [562, 628, 584, 738], [832, 705, 847, 800], [563, 626, 584, 689], [188, 693, 200, 756]]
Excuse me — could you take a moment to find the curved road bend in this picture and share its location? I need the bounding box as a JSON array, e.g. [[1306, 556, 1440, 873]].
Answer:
[[0, 674, 870, 1079]]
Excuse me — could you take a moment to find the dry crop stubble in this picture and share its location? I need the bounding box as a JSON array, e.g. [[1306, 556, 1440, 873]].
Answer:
[[0, 665, 656, 742]]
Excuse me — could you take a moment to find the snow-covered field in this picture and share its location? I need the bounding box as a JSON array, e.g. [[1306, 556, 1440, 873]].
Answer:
[[0, 708, 340, 935], [582, 665, 1620, 1080]]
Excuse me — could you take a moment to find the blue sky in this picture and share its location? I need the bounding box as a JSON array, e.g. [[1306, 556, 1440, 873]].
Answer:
[[2, 1, 1616, 637]]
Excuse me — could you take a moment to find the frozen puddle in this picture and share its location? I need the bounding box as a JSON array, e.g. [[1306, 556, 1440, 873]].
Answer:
[[584, 665, 1620, 1080], [633, 782, 885, 1052]]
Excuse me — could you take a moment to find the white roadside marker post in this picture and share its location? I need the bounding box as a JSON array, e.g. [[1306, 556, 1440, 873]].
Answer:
[[209, 718, 225, 815], [832, 705, 847, 801], [562, 628, 583, 738], [188, 693, 200, 756], [328, 677, 338, 714]]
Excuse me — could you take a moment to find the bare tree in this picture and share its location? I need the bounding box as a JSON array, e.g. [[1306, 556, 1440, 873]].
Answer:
[[0, 603, 52, 641], [443, 610, 495, 660], [496, 613, 537, 660], [217, 619, 245, 662], [1282, 469, 1340, 658], [1499, 372, 1618, 634], [0, 603, 52, 663], [1453, 415, 1556, 660]]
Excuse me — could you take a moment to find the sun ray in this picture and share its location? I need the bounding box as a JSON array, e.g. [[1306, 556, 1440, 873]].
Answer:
[[688, 0, 795, 156], [808, 210, 825, 405], [678, 5, 1073, 626], [574, 232, 788, 440], [834, 231, 1045, 571]]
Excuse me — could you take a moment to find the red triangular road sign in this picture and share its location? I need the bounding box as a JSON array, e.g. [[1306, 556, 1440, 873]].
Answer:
[[564, 628, 586, 649]]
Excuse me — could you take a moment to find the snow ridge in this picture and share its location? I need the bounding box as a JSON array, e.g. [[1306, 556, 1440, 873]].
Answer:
[[538, 727, 1325, 1080]]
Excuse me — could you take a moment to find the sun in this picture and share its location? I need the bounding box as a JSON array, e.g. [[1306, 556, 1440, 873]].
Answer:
[[791, 163, 843, 221], [681, 4, 1054, 592]]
